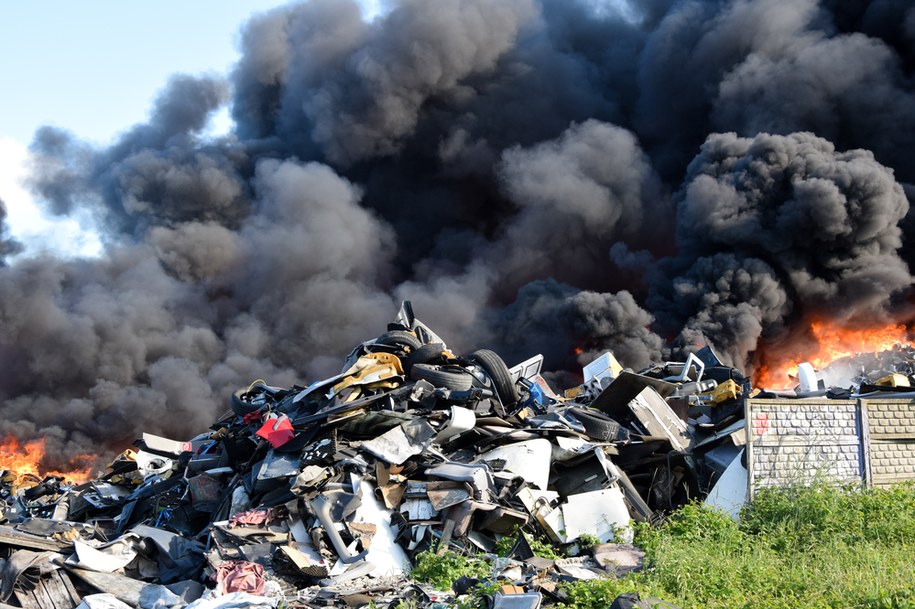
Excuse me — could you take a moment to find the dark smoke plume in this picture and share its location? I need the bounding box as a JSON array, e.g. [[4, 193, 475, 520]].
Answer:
[[0, 199, 23, 265], [650, 131, 910, 366], [489, 279, 664, 373], [5, 0, 915, 469]]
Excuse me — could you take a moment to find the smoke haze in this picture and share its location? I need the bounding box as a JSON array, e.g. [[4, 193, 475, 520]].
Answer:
[[4, 0, 915, 467]]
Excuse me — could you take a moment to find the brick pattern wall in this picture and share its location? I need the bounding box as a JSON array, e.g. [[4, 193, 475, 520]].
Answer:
[[862, 400, 915, 487], [869, 442, 915, 486], [753, 444, 862, 488], [865, 401, 915, 436], [748, 400, 863, 490]]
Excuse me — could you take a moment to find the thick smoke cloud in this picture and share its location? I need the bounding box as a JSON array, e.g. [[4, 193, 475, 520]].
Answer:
[[494, 119, 669, 295], [30, 74, 239, 236], [0, 199, 22, 265], [636, 0, 915, 183], [236, 0, 539, 165], [651, 131, 910, 365], [489, 279, 664, 373], [5, 0, 915, 468], [652, 254, 790, 366], [0, 249, 228, 465]]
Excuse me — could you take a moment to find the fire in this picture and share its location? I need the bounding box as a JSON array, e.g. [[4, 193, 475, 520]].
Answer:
[[0, 435, 94, 488], [755, 320, 910, 389]]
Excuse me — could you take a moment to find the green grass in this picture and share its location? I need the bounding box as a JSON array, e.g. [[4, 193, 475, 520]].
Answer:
[[562, 484, 915, 609], [410, 550, 492, 590], [410, 485, 915, 609]]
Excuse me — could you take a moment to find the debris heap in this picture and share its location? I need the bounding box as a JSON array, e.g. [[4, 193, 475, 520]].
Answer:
[[2, 302, 883, 609]]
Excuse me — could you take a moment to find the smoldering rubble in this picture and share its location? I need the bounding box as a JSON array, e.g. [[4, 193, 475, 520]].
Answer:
[[0, 304, 745, 609], [3, 302, 915, 609]]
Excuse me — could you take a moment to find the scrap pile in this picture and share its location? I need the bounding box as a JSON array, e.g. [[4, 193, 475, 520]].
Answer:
[[0, 303, 752, 609], [820, 344, 915, 397]]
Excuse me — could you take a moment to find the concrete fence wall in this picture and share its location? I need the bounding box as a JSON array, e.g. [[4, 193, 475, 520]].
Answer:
[[745, 397, 915, 496], [862, 399, 915, 488]]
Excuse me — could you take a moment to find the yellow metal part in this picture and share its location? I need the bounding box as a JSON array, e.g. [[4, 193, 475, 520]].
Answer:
[[106, 449, 137, 470], [875, 373, 910, 387], [710, 379, 741, 405], [564, 386, 584, 400], [333, 352, 405, 396]]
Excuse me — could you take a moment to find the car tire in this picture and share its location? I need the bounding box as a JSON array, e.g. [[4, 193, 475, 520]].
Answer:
[[402, 342, 446, 375], [568, 407, 629, 442], [374, 330, 422, 352], [469, 349, 520, 408], [410, 364, 474, 391]]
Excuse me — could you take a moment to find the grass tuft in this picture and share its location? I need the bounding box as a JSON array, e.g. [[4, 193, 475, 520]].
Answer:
[[410, 485, 915, 609], [562, 484, 915, 609]]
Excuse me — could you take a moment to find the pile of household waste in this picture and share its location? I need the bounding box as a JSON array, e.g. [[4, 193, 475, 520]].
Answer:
[[0, 302, 755, 609]]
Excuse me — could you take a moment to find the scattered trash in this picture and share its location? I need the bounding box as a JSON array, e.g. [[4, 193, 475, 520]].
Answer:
[[2, 301, 915, 608]]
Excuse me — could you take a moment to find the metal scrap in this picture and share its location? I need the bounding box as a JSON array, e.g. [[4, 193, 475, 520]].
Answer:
[[7, 301, 913, 608]]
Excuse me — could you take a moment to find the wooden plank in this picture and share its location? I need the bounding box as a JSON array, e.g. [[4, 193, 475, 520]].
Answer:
[[0, 527, 71, 552], [66, 567, 147, 606], [13, 570, 81, 609], [13, 588, 41, 609], [44, 570, 81, 608], [56, 570, 81, 605]]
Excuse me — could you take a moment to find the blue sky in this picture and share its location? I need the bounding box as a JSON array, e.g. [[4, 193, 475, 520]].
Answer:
[[0, 1, 379, 256], [0, 1, 294, 145]]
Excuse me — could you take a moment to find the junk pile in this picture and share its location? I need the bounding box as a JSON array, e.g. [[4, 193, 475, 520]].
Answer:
[[816, 344, 915, 398], [0, 301, 819, 609]]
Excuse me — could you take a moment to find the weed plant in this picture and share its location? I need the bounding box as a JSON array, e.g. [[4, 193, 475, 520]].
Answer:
[[410, 550, 491, 590], [564, 484, 915, 609], [410, 485, 915, 609]]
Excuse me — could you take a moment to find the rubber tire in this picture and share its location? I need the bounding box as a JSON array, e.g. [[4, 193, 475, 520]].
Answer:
[[410, 364, 474, 391], [402, 342, 446, 375], [469, 349, 520, 407], [568, 407, 628, 442], [231, 385, 268, 417], [374, 330, 422, 352]]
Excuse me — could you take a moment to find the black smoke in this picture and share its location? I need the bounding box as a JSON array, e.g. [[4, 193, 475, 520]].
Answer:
[[0, 199, 22, 267], [0, 199, 23, 265], [4, 0, 915, 468], [649, 131, 911, 366]]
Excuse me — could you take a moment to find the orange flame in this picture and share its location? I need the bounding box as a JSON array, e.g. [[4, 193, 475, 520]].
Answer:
[[0, 435, 95, 488], [755, 320, 910, 389]]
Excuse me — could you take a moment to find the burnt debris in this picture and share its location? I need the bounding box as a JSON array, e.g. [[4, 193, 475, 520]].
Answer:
[[0, 302, 751, 609], [4, 302, 915, 609]]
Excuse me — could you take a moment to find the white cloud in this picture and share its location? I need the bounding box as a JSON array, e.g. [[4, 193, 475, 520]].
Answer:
[[0, 137, 102, 259]]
